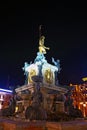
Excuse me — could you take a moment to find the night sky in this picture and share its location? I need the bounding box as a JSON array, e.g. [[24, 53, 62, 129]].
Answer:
[[0, 3, 87, 88]]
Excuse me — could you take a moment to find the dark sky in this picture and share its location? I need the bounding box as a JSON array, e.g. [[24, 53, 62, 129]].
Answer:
[[0, 3, 87, 88]]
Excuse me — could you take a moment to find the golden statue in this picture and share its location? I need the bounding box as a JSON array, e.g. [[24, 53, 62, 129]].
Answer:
[[45, 69, 53, 84], [39, 35, 50, 54], [28, 69, 36, 83]]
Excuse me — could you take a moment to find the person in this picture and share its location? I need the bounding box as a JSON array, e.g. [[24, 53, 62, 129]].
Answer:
[[39, 35, 50, 54]]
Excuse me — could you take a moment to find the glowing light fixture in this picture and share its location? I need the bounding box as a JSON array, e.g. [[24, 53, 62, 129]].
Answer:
[[0, 88, 12, 93], [82, 77, 87, 81], [15, 106, 18, 113]]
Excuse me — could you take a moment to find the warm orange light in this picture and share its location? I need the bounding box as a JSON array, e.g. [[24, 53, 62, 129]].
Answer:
[[15, 106, 18, 113], [70, 83, 72, 86], [83, 103, 86, 107]]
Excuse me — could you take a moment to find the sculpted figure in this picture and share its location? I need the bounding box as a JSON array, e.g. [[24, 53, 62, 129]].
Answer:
[[39, 36, 50, 54], [52, 57, 61, 73]]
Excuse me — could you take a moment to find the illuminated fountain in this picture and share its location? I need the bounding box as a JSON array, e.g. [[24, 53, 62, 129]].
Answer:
[[15, 27, 68, 120]]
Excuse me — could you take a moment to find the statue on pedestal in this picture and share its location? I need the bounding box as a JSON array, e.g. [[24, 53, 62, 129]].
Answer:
[[52, 57, 61, 73], [25, 75, 47, 120], [39, 35, 50, 54], [22, 61, 32, 84]]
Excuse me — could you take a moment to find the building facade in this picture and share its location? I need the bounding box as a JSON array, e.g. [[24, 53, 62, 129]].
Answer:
[[0, 88, 12, 110], [70, 83, 87, 117]]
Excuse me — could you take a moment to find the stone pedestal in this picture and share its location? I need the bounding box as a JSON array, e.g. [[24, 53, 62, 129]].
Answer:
[[0, 118, 46, 130], [55, 101, 65, 112]]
